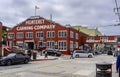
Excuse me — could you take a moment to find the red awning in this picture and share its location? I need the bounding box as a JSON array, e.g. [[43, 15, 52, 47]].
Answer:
[[4, 46, 10, 48]]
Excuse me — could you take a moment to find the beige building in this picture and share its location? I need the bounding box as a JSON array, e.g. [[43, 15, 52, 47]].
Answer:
[[73, 26, 103, 36]]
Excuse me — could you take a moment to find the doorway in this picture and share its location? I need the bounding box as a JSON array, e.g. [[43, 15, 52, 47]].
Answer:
[[26, 42, 34, 50]]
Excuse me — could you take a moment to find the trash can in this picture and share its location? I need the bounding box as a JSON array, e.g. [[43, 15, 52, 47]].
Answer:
[[96, 62, 112, 77], [33, 52, 37, 59]]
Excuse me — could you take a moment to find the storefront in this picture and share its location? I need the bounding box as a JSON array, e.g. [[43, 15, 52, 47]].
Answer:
[[86, 36, 117, 53], [7, 16, 88, 55]]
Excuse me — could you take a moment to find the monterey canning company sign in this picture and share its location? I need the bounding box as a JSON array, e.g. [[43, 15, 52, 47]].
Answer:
[[16, 19, 55, 31]]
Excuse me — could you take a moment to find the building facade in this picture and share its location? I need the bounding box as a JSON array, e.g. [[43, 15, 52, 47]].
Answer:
[[85, 36, 118, 52], [7, 16, 88, 55]]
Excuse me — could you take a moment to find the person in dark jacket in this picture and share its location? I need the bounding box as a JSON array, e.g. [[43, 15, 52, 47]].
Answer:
[[116, 54, 120, 76], [70, 50, 74, 59]]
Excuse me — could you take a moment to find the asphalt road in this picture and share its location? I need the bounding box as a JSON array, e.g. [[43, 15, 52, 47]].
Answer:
[[0, 54, 118, 77]]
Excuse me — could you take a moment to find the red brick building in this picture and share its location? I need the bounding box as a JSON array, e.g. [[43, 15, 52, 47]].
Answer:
[[7, 16, 88, 55]]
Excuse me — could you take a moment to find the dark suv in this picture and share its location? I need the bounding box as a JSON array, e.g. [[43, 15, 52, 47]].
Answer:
[[43, 49, 61, 57]]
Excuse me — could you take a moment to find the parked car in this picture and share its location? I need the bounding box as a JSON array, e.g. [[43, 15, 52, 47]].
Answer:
[[43, 49, 61, 57], [92, 50, 102, 55], [107, 50, 113, 55], [0, 52, 30, 65], [73, 50, 94, 58]]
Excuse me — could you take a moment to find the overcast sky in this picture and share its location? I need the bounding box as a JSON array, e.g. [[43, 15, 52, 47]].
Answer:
[[0, 0, 120, 35]]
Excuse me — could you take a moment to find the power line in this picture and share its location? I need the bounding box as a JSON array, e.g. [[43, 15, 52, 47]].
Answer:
[[114, 0, 120, 22]]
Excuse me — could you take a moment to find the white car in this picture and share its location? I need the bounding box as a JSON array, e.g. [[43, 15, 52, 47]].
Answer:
[[73, 50, 94, 58]]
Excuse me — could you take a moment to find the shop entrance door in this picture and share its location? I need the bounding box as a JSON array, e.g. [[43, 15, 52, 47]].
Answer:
[[26, 42, 34, 50]]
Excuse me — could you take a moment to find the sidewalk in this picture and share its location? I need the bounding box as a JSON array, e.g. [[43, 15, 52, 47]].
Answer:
[[30, 55, 59, 61]]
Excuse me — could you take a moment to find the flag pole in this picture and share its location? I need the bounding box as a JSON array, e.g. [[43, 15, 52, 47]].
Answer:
[[35, 6, 36, 16]]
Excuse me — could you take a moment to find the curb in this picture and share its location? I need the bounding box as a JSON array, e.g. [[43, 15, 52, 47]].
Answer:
[[30, 58, 58, 62]]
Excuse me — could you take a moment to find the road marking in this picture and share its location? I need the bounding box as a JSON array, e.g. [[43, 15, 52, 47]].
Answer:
[[0, 70, 24, 76], [73, 70, 95, 77], [39, 61, 72, 68], [0, 61, 73, 76]]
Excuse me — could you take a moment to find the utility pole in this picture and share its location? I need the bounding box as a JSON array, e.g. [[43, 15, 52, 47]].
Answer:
[[114, 0, 120, 22], [0, 22, 2, 57]]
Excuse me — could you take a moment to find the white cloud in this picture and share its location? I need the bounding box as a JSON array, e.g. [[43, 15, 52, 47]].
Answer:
[[0, 0, 120, 35]]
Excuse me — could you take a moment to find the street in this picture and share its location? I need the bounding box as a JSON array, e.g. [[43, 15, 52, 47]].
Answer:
[[0, 54, 118, 77]]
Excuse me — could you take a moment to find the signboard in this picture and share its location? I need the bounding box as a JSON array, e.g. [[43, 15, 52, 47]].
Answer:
[[86, 40, 116, 43], [16, 25, 55, 31]]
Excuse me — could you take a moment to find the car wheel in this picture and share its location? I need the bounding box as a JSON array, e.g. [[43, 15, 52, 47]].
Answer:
[[6, 60, 12, 66], [24, 59, 29, 64], [75, 55, 79, 58], [88, 55, 92, 58]]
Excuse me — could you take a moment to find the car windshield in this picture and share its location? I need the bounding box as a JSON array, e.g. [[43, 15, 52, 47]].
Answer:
[[7, 53, 16, 57]]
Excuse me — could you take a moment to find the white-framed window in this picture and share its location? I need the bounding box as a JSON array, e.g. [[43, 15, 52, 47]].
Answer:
[[16, 41, 23, 47], [58, 41, 67, 50], [75, 42, 78, 48], [7, 32, 14, 39], [16, 32, 23, 38], [101, 37, 108, 41], [36, 31, 44, 38], [26, 32, 33, 38], [58, 30, 67, 37], [46, 41, 55, 49], [47, 31, 55, 38], [70, 41, 74, 49], [87, 37, 94, 40], [70, 31, 74, 38], [76, 33, 78, 39]]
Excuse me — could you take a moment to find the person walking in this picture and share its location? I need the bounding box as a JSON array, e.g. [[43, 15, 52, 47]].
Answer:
[[116, 54, 120, 77], [70, 50, 74, 59], [44, 51, 48, 59], [38, 46, 42, 56], [28, 49, 32, 59]]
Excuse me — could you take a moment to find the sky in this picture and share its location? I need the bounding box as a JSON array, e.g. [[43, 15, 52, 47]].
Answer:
[[0, 0, 120, 35]]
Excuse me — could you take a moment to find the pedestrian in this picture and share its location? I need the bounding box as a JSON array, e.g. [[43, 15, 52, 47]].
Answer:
[[116, 54, 120, 76], [24, 49, 28, 55], [38, 46, 42, 56], [44, 51, 48, 58], [70, 50, 74, 59], [28, 49, 32, 59]]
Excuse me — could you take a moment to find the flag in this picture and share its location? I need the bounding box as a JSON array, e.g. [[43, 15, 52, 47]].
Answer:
[[35, 6, 40, 9]]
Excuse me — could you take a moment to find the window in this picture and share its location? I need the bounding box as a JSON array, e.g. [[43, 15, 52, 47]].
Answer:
[[58, 30, 67, 37], [47, 31, 55, 38], [70, 41, 74, 49], [58, 41, 66, 50], [70, 31, 74, 38], [87, 37, 94, 40], [26, 32, 33, 38], [8, 33, 14, 39], [17, 32, 23, 38], [76, 33, 78, 39], [36, 32, 43, 38], [46, 41, 55, 49], [75, 42, 78, 48], [101, 37, 108, 41]]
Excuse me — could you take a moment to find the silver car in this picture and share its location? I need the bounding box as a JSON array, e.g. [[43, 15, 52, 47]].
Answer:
[[73, 50, 93, 58]]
